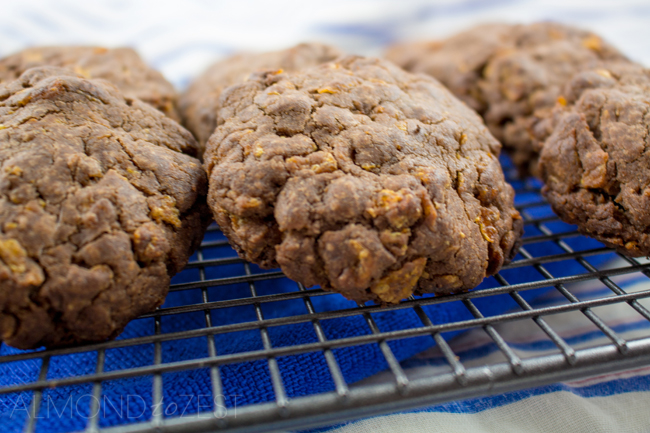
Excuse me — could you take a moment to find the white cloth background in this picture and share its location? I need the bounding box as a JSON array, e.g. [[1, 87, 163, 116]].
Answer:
[[1, 0, 648, 90], [328, 391, 650, 433]]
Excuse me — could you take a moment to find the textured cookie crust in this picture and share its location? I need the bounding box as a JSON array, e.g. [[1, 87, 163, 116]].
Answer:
[[0, 46, 180, 120], [386, 22, 628, 174], [0, 67, 210, 349], [204, 56, 522, 304], [179, 43, 343, 154], [540, 63, 650, 256]]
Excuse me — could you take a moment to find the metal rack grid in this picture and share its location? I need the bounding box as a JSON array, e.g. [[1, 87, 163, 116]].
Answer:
[[2, 162, 650, 433]]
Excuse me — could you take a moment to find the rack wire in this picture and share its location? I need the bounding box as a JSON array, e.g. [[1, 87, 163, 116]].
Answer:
[[2, 162, 650, 433]]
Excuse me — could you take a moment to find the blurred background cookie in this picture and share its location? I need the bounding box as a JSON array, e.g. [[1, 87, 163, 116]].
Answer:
[[386, 22, 628, 175], [0, 46, 180, 120], [180, 42, 343, 155]]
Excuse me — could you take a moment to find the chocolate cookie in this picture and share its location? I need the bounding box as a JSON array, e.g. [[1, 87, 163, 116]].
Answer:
[[385, 23, 515, 114], [204, 56, 522, 304], [539, 63, 650, 256], [386, 22, 628, 175], [179, 43, 343, 155], [0, 46, 179, 120], [0, 67, 210, 349]]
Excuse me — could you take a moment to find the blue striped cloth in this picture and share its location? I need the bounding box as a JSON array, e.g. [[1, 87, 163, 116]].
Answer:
[[324, 271, 650, 433]]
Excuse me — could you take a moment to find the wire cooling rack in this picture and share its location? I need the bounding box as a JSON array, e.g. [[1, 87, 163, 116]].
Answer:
[[2, 160, 650, 433]]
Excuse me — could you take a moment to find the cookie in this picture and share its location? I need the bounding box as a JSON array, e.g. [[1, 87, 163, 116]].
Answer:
[[386, 22, 628, 175], [0, 67, 211, 349], [179, 43, 343, 155], [539, 63, 650, 256], [385, 23, 515, 114], [204, 56, 522, 304], [0, 46, 179, 120]]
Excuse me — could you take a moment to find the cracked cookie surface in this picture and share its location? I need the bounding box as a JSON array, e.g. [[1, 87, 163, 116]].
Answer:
[[0, 67, 211, 349], [386, 22, 628, 175], [540, 63, 650, 256], [0, 46, 180, 120], [204, 56, 522, 303], [179, 43, 343, 155]]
